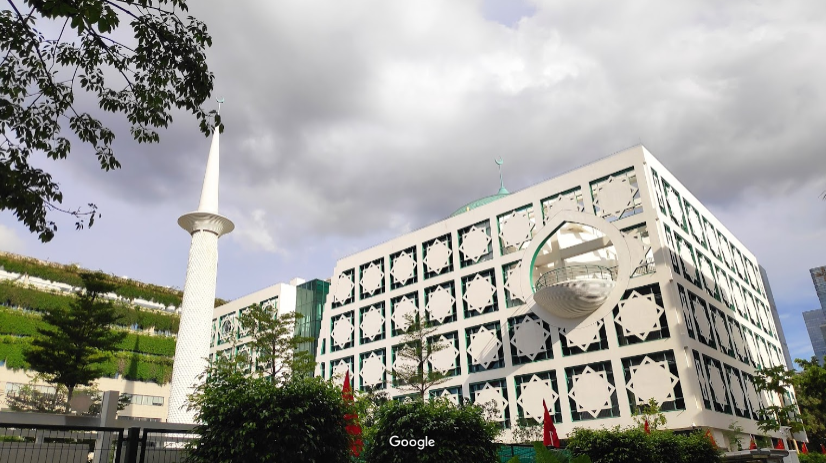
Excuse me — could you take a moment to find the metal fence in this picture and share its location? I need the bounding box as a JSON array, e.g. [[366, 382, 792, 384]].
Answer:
[[0, 423, 196, 463]]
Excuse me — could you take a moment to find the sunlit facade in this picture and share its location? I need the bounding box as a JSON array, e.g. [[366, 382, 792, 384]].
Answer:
[[314, 145, 794, 446]]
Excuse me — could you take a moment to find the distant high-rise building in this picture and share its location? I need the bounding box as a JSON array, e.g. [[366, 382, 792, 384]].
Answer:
[[760, 266, 793, 368], [803, 309, 826, 363], [812, 267, 826, 310]]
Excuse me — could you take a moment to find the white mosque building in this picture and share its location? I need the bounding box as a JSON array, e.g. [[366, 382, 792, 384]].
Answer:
[[313, 145, 796, 445]]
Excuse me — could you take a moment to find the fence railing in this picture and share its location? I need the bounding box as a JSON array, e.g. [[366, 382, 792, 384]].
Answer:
[[535, 264, 615, 291]]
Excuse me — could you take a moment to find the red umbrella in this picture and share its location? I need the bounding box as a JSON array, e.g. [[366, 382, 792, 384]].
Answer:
[[342, 371, 363, 457], [775, 439, 785, 450], [801, 442, 809, 454], [644, 420, 650, 435], [543, 400, 560, 448], [749, 436, 757, 450]]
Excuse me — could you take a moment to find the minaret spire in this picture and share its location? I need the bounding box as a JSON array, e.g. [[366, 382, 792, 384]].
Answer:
[[495, 157, 509, 195], [168, 99, 234, 423]]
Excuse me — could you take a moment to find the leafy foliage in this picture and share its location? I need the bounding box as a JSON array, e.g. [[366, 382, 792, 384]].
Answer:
[[0, 335, 173, 383], [0, 281, 181, 332], [391, 312, 450, 400], [566, 427, 721, 463], [24, 273, 127, 404], [236, 303, 315, 382], [186, 359, 351, 463], [533, 442, 592, 463], [801, 453, 826, 463], [363, 398, 501, 463], [0, 0, 216, 242], [752, 365, 804, 435], [793, 357, 826, 449], [630, 398, 667, 431]]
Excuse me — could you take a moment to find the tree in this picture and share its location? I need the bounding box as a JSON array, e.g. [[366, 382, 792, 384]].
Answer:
[[24, 272, 126, 409], [752, 365, 805, 449], [236, 303, 315, 383], [391, 312, 450, 400], [793, 357, 826, 448], [362, 398, 501, 463], [631, 398, 667, 432], [187, 357, 351, 463], [1, 0, 216, 242]]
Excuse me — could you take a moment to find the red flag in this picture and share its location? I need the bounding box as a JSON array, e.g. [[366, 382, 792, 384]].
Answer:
[[749, 436, 757, 450], [775, 439, 785, 450], [802, 442, 809, 454], [542, 400, 560, 448], [644, 419, 650, 434], [342, 371, 363, 457], [820, 443, 826, 454], [704, 429, 718, 448]]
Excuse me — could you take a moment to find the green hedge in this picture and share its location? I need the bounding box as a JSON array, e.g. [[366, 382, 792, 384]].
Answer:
[[0, 253, 236, 307], [801, 453, 826, 463], [0, 283, 180, 333], [566, 427, 722, 463], [0, 336, 173, 384], [117, 333, 176, 357], [0, 308, 40, 336], [0, 336, 29, 369], [0, 308, 176, 357]]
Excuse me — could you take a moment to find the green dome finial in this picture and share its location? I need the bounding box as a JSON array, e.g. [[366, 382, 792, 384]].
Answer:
[[495, 157, 509, 194]]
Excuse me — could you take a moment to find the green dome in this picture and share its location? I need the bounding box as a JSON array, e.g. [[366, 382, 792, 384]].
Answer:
[[450, 187, 510, 217]]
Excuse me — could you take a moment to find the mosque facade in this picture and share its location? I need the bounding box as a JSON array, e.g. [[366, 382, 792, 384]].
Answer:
[[313, 145, 795, 444]]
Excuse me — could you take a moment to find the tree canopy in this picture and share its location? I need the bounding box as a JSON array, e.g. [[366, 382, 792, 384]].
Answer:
[[24, 272, 126, 408], [0, 0, 216, 242]]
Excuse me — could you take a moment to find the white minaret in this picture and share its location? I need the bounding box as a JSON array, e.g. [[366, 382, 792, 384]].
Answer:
[[167, 113, 234, 423]]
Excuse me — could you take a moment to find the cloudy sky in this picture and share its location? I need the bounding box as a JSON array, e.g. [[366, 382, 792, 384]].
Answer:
[[2, 0, 825, 361]]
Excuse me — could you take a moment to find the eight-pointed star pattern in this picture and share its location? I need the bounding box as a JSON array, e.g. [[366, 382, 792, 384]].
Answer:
[[391, 296, 418, 332], [467, 326, 502, 367], [437, 388, 460, 405], [615, 291, 664, 339], [331, 315, 354, 347], [332, 360, 351, 380], [688, 209, 705, 243], [428, 336, 460, 374], [713, 313, 731, 351], [510, 317, 551, 360], [690, 299, 711, 340], [707, 363, 729, 407], [361, 262, 384, 296], [706, 223, 720, 256], [679, 244, 698, 278], [516, 375, 559, 420], [544, 194, 582, 223], [728, 370, 748, 414], [459, 226, 492, 262], [463, 274, 496, 313], [499, 210, 534, 249], [425, 286, 455, 323], [503, 262, 529, 304], [595, 176, 639, 218], [474, 383, 509, 422], [665, 186, 684, 225], [333, 272, 354, 304], [626, 357, 680, 405], [360, 305, 385, 341], [562, 320, 603, 351], [569, 366, 616, 419], [700, 259, 717, 294], [390, 251, 416, 285], [360, 352, 386, 387], [424, 239, 451, 274]]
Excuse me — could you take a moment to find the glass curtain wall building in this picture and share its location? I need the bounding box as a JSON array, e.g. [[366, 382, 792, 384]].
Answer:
[[295, 279, 331, 358]]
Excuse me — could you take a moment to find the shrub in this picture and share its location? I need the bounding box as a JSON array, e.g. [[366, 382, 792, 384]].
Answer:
[[363, 398, 501, 463], [187, 365, 350, 463], [566, 427, 721, 463], [801, 453, 826, 463]]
